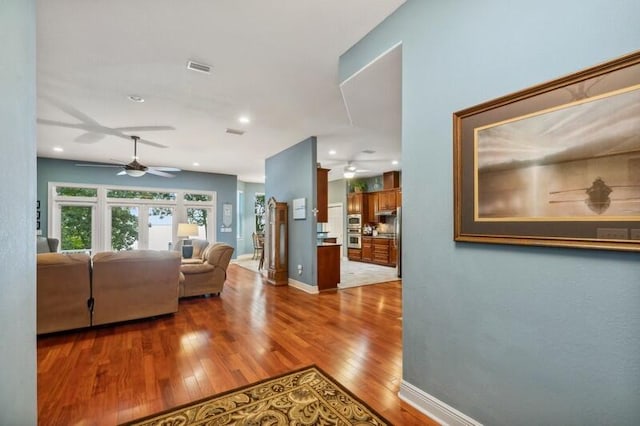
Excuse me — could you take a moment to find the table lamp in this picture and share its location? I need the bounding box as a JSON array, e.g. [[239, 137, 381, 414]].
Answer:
[[177, 223, 199, 258]]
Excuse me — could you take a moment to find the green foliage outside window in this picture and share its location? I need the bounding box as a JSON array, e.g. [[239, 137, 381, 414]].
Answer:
[[255, 194, 265, 233], [60, 205, 92, 250]]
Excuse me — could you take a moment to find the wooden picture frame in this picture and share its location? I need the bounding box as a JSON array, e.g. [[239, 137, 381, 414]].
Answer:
[[454, 51, 640, 252]]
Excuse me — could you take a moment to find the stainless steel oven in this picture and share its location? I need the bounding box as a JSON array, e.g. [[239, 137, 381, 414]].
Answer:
[[347, 214, 362, 229], [347, 229, 362, 249]]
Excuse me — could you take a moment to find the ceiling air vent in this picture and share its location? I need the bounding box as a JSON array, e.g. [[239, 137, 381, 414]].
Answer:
[[225, 128, 245, 135], [186, 60, 212, 74], [361, 149, 376, 154]]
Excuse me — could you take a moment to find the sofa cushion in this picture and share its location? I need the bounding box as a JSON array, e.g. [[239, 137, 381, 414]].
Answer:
[[91, 250, 181, 326], [181, 262, 215, 275]]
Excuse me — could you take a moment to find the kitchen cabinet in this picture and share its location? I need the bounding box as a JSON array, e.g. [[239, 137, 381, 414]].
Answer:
[[316, 168, 329, 223], [361, 237, 373, 261], [389, 238, 398, 267], [347, 248, 361, 260], [377, 190, 397, 211], [350, 237, 396, 267], [347, 192, 366, 214], [365, 192, 378, 223], [317, 243, 340, 291], [383, 171, 400, 189], [373, 239, 389, 264], [396, 189, 402, 207]]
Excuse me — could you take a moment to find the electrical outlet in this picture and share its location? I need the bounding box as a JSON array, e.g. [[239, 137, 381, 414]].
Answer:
[[630, 229, 640, 240], [596, 228, 629, 240], [297, 264, 303, 275]]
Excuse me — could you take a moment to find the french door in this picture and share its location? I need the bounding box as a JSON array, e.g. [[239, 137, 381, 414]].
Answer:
[[107, 204, 175, 251]]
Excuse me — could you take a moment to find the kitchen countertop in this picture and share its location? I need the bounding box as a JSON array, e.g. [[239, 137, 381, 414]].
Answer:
[[362, 234, 396, 239], [317, 242, 342, 247]]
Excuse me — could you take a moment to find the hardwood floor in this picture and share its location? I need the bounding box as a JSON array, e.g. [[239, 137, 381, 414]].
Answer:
[[37, 264, 438, 425]]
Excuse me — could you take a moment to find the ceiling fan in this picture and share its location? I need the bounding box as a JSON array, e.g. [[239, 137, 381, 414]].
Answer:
[[76, 136, 181, 178], [37, 96, 174, 148], [321, 159, 384, 179]]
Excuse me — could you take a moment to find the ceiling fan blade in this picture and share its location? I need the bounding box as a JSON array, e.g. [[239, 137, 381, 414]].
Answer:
[[148, 166, 181, 172], [114, 125, 175, 132], [108, 158, 128, 164], [75, 163, 122, 168], [37, 118, 92, 130], [40, 96, 101, 126], [75, 132, 106, 144], [146, 169, 175, 178]]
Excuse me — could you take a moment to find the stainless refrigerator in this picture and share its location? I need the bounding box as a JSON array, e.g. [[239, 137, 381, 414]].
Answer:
[[395, 207, 401, 278]]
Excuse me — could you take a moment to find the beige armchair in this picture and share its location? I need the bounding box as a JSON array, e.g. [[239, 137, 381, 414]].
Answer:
[[174, 238, 210, 264], [37, 252, 91, 334], [91, 250, 182, 326], [180, 243, 234, 297], [37, 236, 59, 253]]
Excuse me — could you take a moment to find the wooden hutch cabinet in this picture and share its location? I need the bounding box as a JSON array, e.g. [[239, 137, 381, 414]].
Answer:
[[266, 197, 288, 286]]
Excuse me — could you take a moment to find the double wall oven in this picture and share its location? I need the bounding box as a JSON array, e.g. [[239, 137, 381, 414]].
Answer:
[[347, 214, 362, 249]]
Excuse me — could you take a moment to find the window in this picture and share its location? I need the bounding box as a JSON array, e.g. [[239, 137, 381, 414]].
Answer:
[[50, 183, 216, 253], [255, 193, 265, 234]]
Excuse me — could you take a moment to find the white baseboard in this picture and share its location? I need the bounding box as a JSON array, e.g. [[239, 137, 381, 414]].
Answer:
[[287, 278, 319, 294], [399, 380, 482, 426]]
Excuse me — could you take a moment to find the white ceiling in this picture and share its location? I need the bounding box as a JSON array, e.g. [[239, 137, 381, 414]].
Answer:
[[36, 0, 403, 183]]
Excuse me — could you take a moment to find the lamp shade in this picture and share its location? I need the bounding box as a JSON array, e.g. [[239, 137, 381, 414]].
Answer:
[[177, 223, 199, 238]]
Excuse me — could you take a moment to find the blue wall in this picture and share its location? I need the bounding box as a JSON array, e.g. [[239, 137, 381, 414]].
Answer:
[[0, 0, 37, 423], [265, 137, 318, 286], [341, 1, 640, 425], [37, 157, 238, 251]]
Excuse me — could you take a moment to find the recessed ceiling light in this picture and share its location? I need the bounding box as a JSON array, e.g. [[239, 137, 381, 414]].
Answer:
[[53, 147, 63, 152], [127, 95, 145, 103], [392, 160, 399, 165], [238, 116, 250, 124], [329, 150, 336, 155], [193, 162, 200, 167]]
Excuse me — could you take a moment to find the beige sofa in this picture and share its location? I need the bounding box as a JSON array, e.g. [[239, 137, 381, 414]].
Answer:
[[37, 249, 182, 334], [92, 250, 182, 326], [37, 252, 92, 334], [180, 243, 234, 297]]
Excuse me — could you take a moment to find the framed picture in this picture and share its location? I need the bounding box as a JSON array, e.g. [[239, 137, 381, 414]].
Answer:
[[454, 51, 640, 252], [292, 198, 306, 220]]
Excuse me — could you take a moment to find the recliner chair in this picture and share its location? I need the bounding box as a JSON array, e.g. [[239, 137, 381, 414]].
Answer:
[[37, 236, 59, 253], [179, 243, 234, 297]]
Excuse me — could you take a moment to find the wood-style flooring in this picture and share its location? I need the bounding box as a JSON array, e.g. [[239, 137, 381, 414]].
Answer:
[[37, 264, 438, 425]]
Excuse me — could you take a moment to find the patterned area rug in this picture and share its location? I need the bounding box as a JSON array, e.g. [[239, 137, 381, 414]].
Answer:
[[122, 365, 390, 425]]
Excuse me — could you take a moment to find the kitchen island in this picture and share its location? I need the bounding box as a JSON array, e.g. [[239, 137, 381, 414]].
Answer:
[[317, 243, 341, 291]]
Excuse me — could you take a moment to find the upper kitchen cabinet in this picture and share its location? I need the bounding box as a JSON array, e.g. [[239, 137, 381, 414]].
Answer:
[[365, 192, 378, 223], [316, 167, 329, 222], [383, 171, 400, 190], [377, 189, 397, 211], [347, 192, 366, 214]]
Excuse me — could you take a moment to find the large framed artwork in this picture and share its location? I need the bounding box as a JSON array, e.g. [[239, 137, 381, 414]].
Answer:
[[454, 51, 640, 252]]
